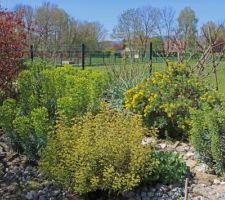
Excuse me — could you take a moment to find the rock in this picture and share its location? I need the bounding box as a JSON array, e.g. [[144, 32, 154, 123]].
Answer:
[[142, 197, 150, 200], [162, 194, 169, 198], [186, 159, 197, 169], [155, 192, 163, 197], [172, 141, 180, 148], [194, 163, 210, 173], [213, 179, 221, 185], [0, 152, 6, 158], [38, 195, 46, 200], [142, 137, 156, 146], [176, 146, 186, 152], [158, 185, 169, 193], [0, 142, 9, 152], [159, 143, 167, 149], [141, 191, 147, 197], [26, 190, 38, 200], [150, 188, 157, 193], [147, 192, 154, 197], [156, 183, 163, 189], [184, 151, 195, 159]]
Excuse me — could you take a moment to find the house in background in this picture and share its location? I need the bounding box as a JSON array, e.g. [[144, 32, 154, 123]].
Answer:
[[113, 43, 125, 56], [163, 39, 186, 54]]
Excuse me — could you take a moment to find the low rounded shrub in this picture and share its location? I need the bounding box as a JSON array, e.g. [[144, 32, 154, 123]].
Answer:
[[39, 105, 158, 196], [190, 103, 225, 175], [147, 151, 188, 185], [125, 62, 219, 138]]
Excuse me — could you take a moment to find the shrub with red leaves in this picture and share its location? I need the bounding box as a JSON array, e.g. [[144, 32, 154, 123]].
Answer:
[[0, 8, 27, 97]]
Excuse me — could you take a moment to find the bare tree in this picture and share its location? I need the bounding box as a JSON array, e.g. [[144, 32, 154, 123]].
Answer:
[[112, 9, 138, 53], [156, 7, 176, 58], [136, 6, 159, 57], [14, 4, 37, 47], [194, 21, 225, 90], [112, 7, 159, 58]]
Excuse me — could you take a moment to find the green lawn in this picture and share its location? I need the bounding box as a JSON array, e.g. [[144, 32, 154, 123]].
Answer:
[[85, 59, 225, 95], [208, 64, 225, 93]]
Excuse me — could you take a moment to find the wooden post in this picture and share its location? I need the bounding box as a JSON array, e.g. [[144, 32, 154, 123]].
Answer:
[[184, 178, 189, 200], [81, 44, 85, 70], [30, 45, 34, 62]]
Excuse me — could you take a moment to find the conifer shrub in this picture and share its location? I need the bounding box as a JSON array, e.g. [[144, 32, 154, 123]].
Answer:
[[190, 103, 225, 175], [39, 105, 158, 195]]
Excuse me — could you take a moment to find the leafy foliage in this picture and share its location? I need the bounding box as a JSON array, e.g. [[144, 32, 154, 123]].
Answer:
[[0, 8, 27, 96], [0, 60, 106, 159], [147, 151, 188, 184], [190, 103, 225, 175], [13, 107, 49, 160], [125, 62, 219, 138], [40, 105, 158, 195]]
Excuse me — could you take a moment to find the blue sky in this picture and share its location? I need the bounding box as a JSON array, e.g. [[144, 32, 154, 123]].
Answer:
[[1, 0, 225, 37]]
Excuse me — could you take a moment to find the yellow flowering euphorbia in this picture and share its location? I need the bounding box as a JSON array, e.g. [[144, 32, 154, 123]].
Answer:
[[125, 62, 221, 138]]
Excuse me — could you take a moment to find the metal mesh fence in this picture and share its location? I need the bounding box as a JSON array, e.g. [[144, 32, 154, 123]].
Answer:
[[22, 44, 180, 68]]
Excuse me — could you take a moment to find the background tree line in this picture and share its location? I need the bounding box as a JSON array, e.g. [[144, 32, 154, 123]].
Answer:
[[112, 6, 225, 62], [15, 2, 107, 53]]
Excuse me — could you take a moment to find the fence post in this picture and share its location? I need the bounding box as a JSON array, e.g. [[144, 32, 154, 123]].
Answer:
[[103, 52, 105, 64], [30, 44, 34, 62], [114, 54, 116, 64], [81, 44, 85, 70], [149, 42, 153, 74]]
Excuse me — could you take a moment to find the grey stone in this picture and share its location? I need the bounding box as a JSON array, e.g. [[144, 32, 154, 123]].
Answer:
[[26, 190, 38, 200], [155, 192, 163, 197], [184, 151, 195, 159], [38, 195, 46, 200], [194, 163, 210, 173], [159, 143, 167, 149], [124, 191, 135, 198], [141, 191, 147, 197], [213, 179, 220, 185], [176, 146, 185, 152], [147, 192, 155, 197], [52, 190, 60, 197], [142, 197, 150, 200]]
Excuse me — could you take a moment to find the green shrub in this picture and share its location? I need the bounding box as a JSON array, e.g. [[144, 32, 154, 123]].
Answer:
[[190, 103, 225, 175], [125, 62, 219, 138], [0, 104, 49, 160], [147, 151, 188, 184], [17, 62, 106, 121], [39, 105, 158, 195], [0, 60, 106, 159], [0, 99, 19, 148]]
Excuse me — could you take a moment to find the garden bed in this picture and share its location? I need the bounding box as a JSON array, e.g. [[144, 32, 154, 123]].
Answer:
[[1, 129, 225, 200]]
